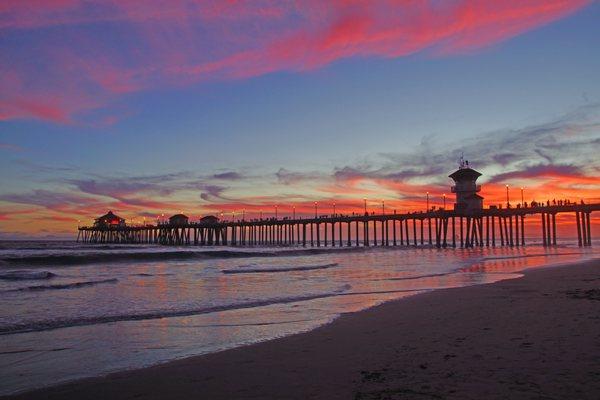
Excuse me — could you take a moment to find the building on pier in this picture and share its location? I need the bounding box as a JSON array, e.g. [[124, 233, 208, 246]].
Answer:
[[169, 213, 189, 226], [199, 215, 219, 225], [94, 211, 126, 228], [449, 157, 483, 212]]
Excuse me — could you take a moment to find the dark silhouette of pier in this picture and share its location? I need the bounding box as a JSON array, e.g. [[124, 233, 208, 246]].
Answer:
[[77, 203, 597, 248], [77, 161, 597, 248]]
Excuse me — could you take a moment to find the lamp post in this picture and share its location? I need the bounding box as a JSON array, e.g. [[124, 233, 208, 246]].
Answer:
[[363, 198, 367, 215], [520, 187, 524, 206], [293, 206, 296, 219], [275, 205, 278, 220], [506, 185, 510, 207], [314, 201, 318, 218], [426, 192, 429, 212], [333, 202, 336, 216], [382, 200, 385, 215], [242, 209, 245, 221], [260, 210, 263, 220], [443, 193, 446, 209]]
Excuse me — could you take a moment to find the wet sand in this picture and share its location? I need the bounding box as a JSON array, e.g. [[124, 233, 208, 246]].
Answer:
[[7, 258, 600, 400]]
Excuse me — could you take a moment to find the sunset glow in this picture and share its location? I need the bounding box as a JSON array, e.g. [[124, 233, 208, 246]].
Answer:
[[0, 0, 599, 238]]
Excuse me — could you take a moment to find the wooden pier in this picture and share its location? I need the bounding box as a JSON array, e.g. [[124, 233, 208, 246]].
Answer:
[[78, 203, 598, 248]]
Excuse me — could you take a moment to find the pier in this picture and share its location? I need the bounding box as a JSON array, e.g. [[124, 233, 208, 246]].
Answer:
[[77, 161, 597, 249], [77, 203, 597, 248]]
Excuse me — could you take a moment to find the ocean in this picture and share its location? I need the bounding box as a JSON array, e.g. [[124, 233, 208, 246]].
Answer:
[[0, 240, 597, 395]]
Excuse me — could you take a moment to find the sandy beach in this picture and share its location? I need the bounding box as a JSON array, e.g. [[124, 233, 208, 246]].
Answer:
[[7, 258, 600, 400]]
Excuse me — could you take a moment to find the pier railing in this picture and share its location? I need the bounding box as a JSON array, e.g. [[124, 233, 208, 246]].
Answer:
[[77, 203, 598, 248]]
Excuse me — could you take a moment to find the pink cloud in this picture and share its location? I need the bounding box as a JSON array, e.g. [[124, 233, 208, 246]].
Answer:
[[0, 0, 591, 123], [0, 98, 70, 123]]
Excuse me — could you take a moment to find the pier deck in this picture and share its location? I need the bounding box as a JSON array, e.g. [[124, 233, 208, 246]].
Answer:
[[78, 204, 598, 248]]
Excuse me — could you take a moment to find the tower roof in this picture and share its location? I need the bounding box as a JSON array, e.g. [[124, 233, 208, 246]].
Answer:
[[449, 167, 482, 181], [96, 211, 124, 221]]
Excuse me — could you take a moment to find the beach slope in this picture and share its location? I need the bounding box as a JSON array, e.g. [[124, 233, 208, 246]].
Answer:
[[8, 259, 600, 400]]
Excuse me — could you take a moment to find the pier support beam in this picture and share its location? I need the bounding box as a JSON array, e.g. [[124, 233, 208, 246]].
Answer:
[[586, 212, 592, 246], [576, 212, 582, 247]]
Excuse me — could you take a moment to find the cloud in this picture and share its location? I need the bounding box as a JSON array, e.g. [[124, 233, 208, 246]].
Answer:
[[309, 103, 600, 208], [275, 168, 324, 185], [1, 104, 598, 233], [487, 164, 586, 184], [212, 171, 243, 180], [0, 189, 100, 211], [68, 171, 235, 204], [199, 185, 227, 201], [0, 0, 591, 123]]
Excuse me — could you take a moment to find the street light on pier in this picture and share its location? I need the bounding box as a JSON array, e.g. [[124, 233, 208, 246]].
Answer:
[[333, 202, 336, 216], [506, 184, 510, 207], [275, 205, 278, 219], [293, 206, 296, 220], [314, 201, 318, 218], [260, 209, 263, 220], [363, 198, 367, 215], [520, 187, 524, 206], [443, 193, 446, 209], [382, 200, 385, 215], [242, 209, 245, 220], [426, 192, 429, 212]]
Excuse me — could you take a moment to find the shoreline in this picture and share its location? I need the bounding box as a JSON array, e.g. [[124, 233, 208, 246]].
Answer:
[[6, 257, 600, 399]]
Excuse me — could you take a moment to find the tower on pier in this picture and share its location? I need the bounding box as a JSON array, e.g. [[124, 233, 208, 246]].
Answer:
[[449, 157, 483, 212]]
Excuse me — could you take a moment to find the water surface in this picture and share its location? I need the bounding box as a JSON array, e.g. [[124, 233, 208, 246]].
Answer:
[[0, 240, 597, 395]]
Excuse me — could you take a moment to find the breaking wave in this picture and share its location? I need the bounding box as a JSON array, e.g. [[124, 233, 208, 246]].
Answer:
[[0, 247, 375, 267], [222, 263, 338, 274], [0, 270, 56, 281], [11, 278, 118, 292], [0, 287, 422, 335], [385, 272, 454, 281]]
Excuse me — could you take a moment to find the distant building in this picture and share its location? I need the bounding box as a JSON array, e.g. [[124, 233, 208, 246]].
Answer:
[[169, 213, 189, 226], [199, 215, 219, 225], [94, 211, 126, 227], [449, 157, 483, 212]]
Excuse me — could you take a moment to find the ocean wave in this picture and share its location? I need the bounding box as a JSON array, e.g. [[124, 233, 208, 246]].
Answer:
[[480, 252, 584, 262], [222, 263, 338, 274], [0, 286, 422, 335], [0, 270, 56, 281], [386, 272, 454, 281], [0, 250, 288, 266], [0, 292, 338, 335], [0, 244, 146, 251], [0, 246, 379, 267], [11, 278, 118, 292]]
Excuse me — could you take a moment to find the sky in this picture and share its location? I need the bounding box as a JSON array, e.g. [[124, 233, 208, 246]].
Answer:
[[0, 0, 599, 238]]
